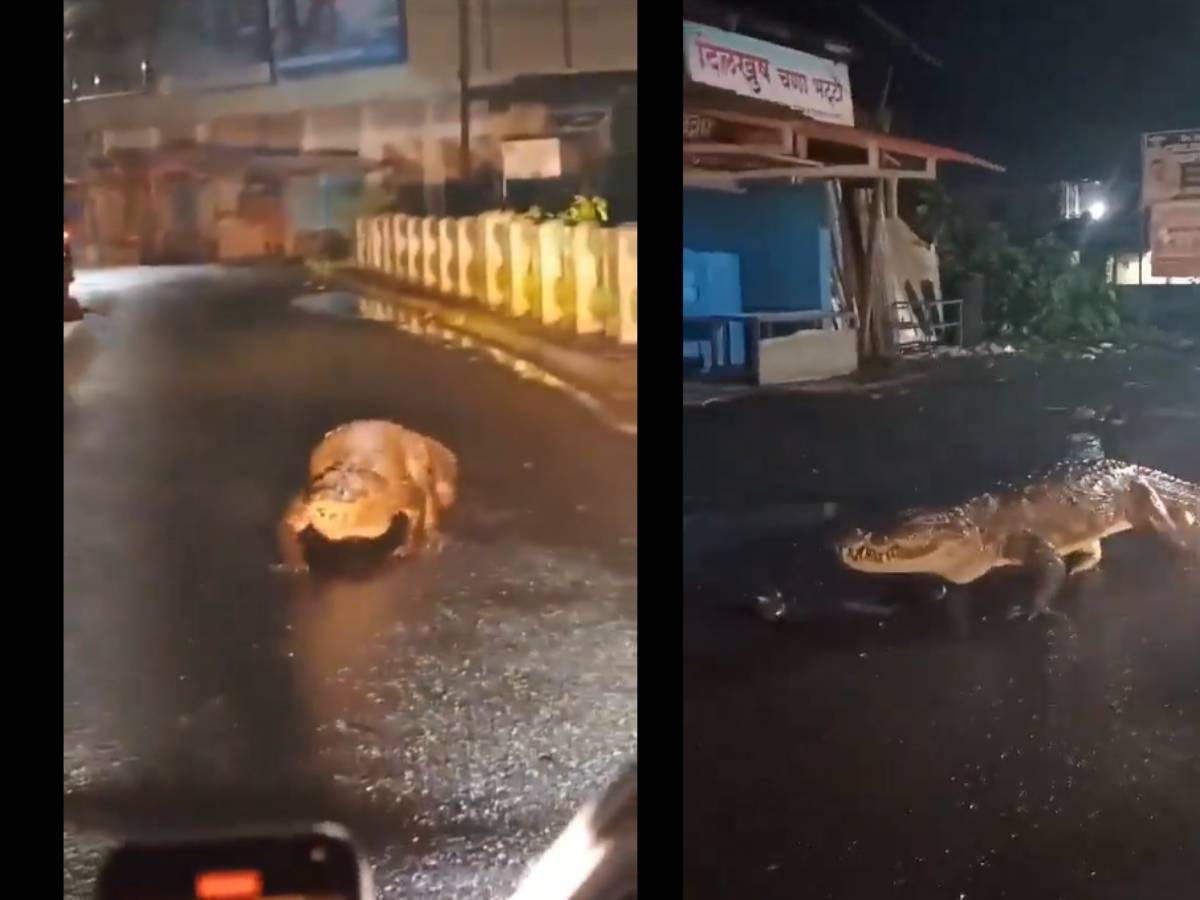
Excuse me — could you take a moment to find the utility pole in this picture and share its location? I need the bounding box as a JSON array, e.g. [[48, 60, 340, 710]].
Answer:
[[561, 0, 573, 69], [458, 0, 471, 182]]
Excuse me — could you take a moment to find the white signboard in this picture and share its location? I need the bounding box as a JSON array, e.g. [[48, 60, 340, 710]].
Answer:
[[1150, 199, 1200, 278], [683, 21, 854, 127], [502, 138, 563, 180], [1142, 129, 1200, 206]]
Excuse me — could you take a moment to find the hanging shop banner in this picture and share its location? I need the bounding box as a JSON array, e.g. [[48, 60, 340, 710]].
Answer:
[[155, 0, 273, 92], [683, 21, 854, 127], [1142, 129, 1200, 207], [502, 139, 564, 180], [272, 0, 407, 79], [1149, 199, 1200, 278]]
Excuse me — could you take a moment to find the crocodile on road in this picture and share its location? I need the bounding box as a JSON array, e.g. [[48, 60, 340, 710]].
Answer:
[[836, 459, 1199, 619], [277, 419, 459, 573]]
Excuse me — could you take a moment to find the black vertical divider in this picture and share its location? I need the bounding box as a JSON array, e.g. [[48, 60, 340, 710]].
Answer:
[[633, 3, 684, 895]]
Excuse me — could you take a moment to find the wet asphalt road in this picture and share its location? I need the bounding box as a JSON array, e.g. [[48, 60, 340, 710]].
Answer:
[[683, 347, 1200, 898], [64, 265, 636, 899]]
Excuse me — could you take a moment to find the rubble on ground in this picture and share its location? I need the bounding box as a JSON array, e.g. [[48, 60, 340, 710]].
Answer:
[[923, 331, 1196, 361]]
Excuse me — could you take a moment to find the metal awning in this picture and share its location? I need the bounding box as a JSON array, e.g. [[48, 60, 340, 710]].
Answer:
[[684, 83, 1002, 190]]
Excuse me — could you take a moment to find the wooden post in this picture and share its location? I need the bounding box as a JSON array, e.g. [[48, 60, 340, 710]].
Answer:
[[841, 182, 894, 364]]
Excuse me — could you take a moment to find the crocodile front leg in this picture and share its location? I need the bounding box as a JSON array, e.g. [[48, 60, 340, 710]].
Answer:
[[275, 495, 311, 574], [388, 484, 432, 559], [1003, 532, 1067, 620]]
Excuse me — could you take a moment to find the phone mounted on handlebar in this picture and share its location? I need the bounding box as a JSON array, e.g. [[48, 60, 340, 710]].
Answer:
[[95, 823, 371, 900], [94, 763, 636, 900]]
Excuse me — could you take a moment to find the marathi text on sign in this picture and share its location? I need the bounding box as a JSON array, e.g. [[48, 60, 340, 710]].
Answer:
[[683, 114, 716, 142], [683, 22, 854, 127], [1142, 129, 1200, 206]]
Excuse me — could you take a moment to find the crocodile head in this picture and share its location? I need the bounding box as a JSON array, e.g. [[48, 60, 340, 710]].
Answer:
[[836, 509, 987, 578], [304, 466, 414, 542]]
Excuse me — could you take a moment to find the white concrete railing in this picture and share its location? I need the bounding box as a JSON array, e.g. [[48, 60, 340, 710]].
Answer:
[[356, 212, 637, 346]]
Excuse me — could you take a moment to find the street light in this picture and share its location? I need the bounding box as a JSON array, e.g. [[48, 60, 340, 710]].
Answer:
[[1087, 200, 1108, 221]]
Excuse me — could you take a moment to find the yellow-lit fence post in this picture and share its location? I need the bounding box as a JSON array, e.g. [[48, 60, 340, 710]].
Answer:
[[356, 218, 369, 267], [481, 212, 511, 311], [455, 217, 477, 300], [369, 216, 385, 270], [404, 216, 420, 283], [421, 217, 438, 290], [537, 220, 566, 328], [379, 216, 392, 275], [508, 217, 538, 318], [390, 214, 407, 280], [570, 222, 603, 336], [615, 225, 637, 345], [600, 228, 621, 339], [437, 218, 456, 295]]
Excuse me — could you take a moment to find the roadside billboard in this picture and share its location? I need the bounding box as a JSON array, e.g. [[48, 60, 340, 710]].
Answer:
[[1149, 199, 1200, 278], [154, 0, 273, 92], [272, 0, 407, 79], [683, 21, 855, 127], [1142, 129, 1200, 207]]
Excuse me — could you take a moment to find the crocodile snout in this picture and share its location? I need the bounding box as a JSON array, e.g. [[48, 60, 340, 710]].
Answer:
[[836, 528, 876, 561]]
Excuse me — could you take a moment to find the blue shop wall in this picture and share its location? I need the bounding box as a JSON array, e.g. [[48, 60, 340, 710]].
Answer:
[[683, 184, 832, 312]]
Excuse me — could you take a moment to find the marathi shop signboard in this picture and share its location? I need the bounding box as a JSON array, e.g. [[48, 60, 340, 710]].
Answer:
[[1149, 199, 1200, 278], [272, 0, 407, 79], [1142, 129, 1200, 206], [683, 21, 854, 127]]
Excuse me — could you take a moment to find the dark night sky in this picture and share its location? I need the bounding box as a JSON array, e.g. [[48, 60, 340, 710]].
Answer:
[[736, 0, 1200, 182]]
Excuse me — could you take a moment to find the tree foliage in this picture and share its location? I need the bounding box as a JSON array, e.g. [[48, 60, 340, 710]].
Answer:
[[912, 183, 1120, 340]]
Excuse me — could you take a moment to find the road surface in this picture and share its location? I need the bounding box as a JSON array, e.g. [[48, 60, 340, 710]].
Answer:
[[64, 265, 636, 899], [684, 346, 1200, 898]]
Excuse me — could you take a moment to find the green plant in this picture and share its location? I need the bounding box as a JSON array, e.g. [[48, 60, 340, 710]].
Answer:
[[521, 196, 610, 225], [912, 184, 1120, 341], [1027, 262, 1121, 339], [563, 195, 609, 224]]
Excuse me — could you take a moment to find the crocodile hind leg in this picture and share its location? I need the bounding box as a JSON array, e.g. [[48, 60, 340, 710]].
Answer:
[[1003, 532, 1067, 621], [1066, 540, 1103, 575], [420, 486, 446, 553]]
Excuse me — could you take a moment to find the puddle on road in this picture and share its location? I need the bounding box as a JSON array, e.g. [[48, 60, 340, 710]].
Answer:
[[290, 292, 636, 436], [292, 291, 363, 318]]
